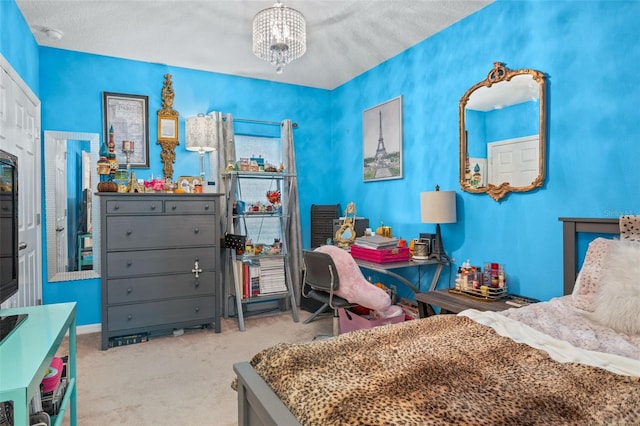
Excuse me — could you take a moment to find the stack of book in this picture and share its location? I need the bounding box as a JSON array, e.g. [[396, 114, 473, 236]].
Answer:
[[258, 256, 287, 294], [353, 235, 399, 249], [235, 257, 287, 299], [351, 235, 411, 263]]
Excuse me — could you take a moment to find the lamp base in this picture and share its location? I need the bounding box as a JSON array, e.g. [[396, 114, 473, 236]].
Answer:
[[428, 223, 450, 263]]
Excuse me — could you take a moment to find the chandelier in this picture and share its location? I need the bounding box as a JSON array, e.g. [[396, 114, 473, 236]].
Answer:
[[252, 1, 306, 74]]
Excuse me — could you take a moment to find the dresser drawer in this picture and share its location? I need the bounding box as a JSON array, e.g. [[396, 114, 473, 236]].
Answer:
[[164, 199, 216, 214], [106, 215, 216, 250], [107, 296, 216, 331], [106, 247, 217, 278], [106, 199, 163, 214], [106, 272, 216, 304]]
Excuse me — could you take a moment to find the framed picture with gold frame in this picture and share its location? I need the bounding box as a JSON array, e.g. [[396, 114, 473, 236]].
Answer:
[[158, 114, 179, 142], [177, 176, 202, 193]]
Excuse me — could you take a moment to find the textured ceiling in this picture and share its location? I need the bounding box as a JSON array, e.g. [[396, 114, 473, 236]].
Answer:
[[16, 0, 493, 90]]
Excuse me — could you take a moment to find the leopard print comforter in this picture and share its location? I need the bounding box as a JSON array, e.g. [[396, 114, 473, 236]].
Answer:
[[248, 315, 639, 425]]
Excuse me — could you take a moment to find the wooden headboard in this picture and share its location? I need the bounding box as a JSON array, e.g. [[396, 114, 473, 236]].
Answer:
[[559, 217, 619, 295]]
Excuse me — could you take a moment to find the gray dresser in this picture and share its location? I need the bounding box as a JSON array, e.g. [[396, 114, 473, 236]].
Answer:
[[98, 193, 222, 350]]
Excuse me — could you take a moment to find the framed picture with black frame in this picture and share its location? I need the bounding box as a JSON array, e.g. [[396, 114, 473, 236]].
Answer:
[[103, 92, 150, 168], [362, 95, 403, 182]]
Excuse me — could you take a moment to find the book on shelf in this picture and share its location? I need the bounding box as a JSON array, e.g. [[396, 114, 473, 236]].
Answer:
[[234, 257, 287, 298], [258, 256, 287, 294], [353, 234, 399, 249]]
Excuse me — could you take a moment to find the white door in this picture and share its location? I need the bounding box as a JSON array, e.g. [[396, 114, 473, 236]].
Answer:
[[0, 56, 42, 307], [54, 137, 68, 272], [488, 135, 539, 187]]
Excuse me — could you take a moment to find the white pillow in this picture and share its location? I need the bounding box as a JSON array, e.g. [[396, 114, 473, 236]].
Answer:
[[588, 239, 640, 335]]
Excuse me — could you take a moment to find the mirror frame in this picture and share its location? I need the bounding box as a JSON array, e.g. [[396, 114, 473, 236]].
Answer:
[[45, 130, 101, 282], [459, 62, 547, 201]]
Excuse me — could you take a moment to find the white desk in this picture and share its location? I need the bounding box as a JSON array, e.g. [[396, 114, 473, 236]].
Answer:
[[0, 302, 77, 426]]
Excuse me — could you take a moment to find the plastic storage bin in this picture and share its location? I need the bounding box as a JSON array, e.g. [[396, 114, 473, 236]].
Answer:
[[338, 306, 404, 333]]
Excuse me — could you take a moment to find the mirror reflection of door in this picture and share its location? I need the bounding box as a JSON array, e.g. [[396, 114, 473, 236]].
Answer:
[[488, 136, 539, 187], [64, 139, 91, 272], [54, 137, 68, 273]]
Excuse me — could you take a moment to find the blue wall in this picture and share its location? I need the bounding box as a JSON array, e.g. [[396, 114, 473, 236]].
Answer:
[[0, 0, 39, 93], [3, 0, 640, 325], [330, 0, 640, 301], [36, 48, 331, 325]]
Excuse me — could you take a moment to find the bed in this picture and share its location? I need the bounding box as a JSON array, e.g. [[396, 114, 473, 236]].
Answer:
[[233, 217, 640, 425]]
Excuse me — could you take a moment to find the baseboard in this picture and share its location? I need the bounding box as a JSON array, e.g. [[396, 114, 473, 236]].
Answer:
[[77, 323, 101, 335]]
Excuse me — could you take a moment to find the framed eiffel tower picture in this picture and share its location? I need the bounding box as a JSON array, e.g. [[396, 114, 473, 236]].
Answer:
[[362, 96, 403, 182]]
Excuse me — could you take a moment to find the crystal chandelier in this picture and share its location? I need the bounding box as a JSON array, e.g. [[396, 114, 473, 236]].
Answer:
[[252, 1, 306, 74]]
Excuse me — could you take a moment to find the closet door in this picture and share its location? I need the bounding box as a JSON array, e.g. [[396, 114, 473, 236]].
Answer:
[[0, 58, 42, 307]]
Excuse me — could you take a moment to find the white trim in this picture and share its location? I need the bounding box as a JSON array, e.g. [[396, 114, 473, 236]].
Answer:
[[77, 323, 101, 335], [0, 53, 39, 106]]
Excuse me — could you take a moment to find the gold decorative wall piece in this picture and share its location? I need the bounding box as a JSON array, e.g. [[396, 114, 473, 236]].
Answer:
[[157, 74, 179, 180]]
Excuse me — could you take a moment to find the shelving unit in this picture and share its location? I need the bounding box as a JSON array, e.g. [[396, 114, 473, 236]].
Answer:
[[224, 171, 299, 331]]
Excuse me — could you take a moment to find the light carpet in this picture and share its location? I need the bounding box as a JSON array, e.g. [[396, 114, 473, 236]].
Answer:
[[57, 310, 331, 426]]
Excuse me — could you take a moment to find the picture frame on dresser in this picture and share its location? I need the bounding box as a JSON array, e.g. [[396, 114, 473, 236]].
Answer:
[[103, 92, 150, 168]]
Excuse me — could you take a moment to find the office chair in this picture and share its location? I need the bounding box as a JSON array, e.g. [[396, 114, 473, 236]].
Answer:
[[301, 250, 355, 336]]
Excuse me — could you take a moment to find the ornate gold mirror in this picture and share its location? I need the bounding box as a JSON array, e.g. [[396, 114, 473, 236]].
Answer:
[[334, 202, 357, 248], [459, 62, 546, 201]]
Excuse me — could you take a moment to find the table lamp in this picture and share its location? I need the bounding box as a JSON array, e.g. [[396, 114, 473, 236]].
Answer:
[[186, 113, 216, 183], [420, 185, 457, 262]]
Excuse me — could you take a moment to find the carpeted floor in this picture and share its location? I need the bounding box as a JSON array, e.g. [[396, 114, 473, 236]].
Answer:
[[57, 310, 331, 426]]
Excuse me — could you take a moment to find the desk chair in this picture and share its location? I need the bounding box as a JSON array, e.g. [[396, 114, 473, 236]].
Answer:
[[301, 250, 355, 336]]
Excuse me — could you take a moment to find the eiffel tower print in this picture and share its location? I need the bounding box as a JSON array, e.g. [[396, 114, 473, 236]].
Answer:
[[362, 96, 403, 181], [375, 111, 387, 159]]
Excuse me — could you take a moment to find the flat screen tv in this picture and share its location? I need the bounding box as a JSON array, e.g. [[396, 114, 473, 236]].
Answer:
[[0, 149, 26, 344]]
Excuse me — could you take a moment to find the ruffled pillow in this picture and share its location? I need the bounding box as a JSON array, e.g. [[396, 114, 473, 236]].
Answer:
[[572, 238, 612, 312]]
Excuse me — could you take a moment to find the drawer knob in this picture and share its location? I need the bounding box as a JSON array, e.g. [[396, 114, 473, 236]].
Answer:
[[194, 307, 200, 313], [150, 205, 156, 210], [126, 260, 133, 267], [114, 204, 120, 210], [204, 204, 210, 210], [194, 280, 200, 288], [127, 288, 132, 294], [127, 314, 133, 320], [171, 204, 177, 210], [194, 228, 199, 234], [126, 229, 132, 236]]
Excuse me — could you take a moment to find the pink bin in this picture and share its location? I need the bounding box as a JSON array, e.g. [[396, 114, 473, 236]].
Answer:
[[338, 307, 405, 334]]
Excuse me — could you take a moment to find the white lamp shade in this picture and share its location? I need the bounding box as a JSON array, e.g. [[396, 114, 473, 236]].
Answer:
[[420, 190, 457, 224], [186, 115, 216, 152]]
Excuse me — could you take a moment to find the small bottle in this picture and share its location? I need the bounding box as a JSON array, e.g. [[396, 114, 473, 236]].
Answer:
[[483, 263, 491, 287], [498, 265, 505, 288]]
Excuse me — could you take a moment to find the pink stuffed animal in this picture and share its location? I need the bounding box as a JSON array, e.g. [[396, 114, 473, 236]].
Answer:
[[314, 245, 391, 312]]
